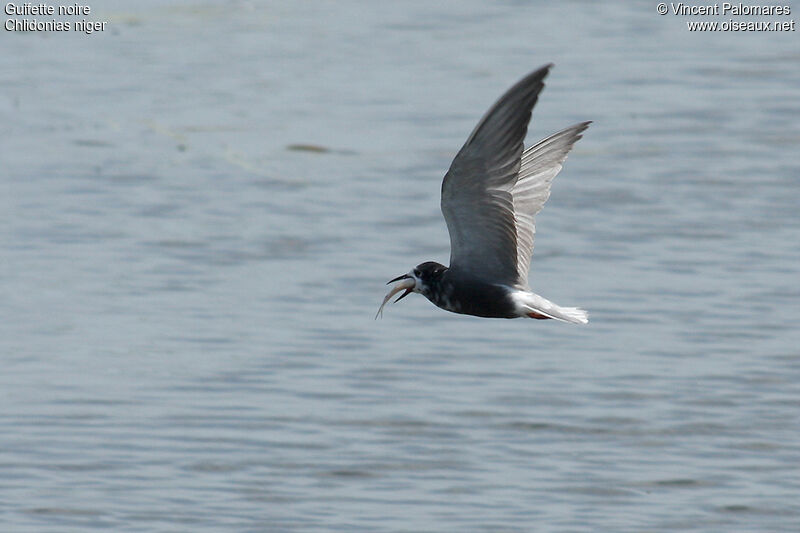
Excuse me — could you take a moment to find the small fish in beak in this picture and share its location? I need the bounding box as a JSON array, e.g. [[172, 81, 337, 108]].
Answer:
[[375, 274, 415, 319]]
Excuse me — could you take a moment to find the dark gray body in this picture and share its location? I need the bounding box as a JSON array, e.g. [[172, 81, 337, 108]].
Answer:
[[414, 262, 518, 319]]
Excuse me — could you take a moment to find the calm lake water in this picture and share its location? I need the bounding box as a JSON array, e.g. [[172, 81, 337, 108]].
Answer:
[[2, 1, 799, 531]]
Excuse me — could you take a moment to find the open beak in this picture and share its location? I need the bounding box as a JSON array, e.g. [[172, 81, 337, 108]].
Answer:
[[375, 274, 415, 319]]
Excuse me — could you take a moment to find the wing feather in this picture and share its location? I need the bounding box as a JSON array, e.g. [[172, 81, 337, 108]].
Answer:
[[512, 121, 590, 286], [441, 65, 552, 284]]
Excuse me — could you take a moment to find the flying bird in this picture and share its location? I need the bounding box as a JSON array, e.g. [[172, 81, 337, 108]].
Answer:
[[377, 64, 589, 324]]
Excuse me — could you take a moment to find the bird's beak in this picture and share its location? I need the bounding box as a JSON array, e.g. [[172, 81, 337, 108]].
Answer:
[[375, 274, 415, 319], [387, 274, 413, 302]]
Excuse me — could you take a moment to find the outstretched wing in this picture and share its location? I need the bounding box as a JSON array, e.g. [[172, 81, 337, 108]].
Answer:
[[513, 121, 590, 287], [441, 65, 552, 285]]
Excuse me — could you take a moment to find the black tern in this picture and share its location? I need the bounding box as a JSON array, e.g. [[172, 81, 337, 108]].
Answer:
[[377, 64, 589, 324]]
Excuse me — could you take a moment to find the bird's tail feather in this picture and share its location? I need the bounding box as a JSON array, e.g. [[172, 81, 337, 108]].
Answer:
[[513, 291, 589, 324], [539, 305, 589, 324]]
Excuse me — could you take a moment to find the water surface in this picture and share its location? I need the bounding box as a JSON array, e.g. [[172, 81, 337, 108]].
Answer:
[[2, 2, 799, 531]]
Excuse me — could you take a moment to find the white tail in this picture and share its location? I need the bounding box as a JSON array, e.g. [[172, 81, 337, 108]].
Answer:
[[542, 305, 589, 324], [511, 291, 589, 324]]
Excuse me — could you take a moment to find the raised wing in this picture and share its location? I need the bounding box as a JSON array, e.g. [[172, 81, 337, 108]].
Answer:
[[441, 65, 552, 285], [513, 121, 590, 287]]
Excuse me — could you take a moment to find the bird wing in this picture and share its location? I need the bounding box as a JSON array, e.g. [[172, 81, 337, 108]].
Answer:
[[441, 65, 552, 286], [512, 121, 590, 287]]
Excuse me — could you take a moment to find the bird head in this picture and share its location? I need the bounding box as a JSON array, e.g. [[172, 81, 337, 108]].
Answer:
[[375, 262, 446, 318]]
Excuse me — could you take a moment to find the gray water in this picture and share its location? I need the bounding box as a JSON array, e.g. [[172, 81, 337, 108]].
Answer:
[[2, 1, 799, 531]]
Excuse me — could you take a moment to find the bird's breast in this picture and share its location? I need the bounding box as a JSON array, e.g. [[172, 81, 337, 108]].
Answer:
[[423, 273, 517, 319]]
